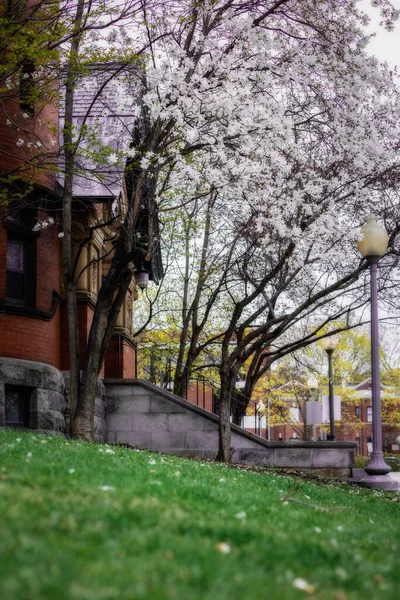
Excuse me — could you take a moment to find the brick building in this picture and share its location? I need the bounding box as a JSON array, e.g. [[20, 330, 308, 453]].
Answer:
[[0, 62, 161, 435]]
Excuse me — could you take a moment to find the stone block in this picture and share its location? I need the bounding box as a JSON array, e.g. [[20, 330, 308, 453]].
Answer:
[[106, 396, 116, 413], [232, 448, 275, 466], [202, 418, 220, 431], [231, 432, 261, 448], [133, 413, 168, 431], [0, 358, 65, 391], [48, 391, 68, 414], [185, 430, 219, 450], [94, 416, 107, 442], [94, 397, 106, 420], [150, 396, 186, 413], [275, 448, 313, 468], [168, 412, 206, 432], [150, 431, 186, 451], [107, 414, 133, 432], [115, 430, 151, 448], [31, 389, 50, 410], [105, 385, 135, 397], [312, 449, 350, 468], [30, 409, 55, 430], [203, 450, 217, 459], [107, 430, 116, 443], [52, 411, 66, 433], [115, 395, 150, 413], [131, 387, 152, 398]]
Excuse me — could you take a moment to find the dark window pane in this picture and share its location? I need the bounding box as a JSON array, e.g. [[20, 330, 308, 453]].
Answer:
[[5, 390, 23, 426], [6, 240, 24, 272], [6, 271, 26, 302], [6, 238, 33, 307], [5, 386, 31, 428]]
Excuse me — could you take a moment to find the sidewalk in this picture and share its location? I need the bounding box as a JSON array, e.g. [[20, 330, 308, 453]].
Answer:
[[390, 472, 400, 484]]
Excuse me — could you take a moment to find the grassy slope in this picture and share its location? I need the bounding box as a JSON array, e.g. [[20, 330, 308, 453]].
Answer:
[[0, 429, 399, 600]]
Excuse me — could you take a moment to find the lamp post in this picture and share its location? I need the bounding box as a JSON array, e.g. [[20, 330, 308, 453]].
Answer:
[[357, 214, 398, 490], [257, 401, 265, 437], [307, 376, 319, 441], [320, 335, 339, 440]]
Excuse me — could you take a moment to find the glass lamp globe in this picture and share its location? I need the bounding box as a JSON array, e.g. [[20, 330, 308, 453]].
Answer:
[[357, 215, 388, 258], [307, 376, 319, 390], [136, 268, 149, 291], [257, 401, 265, 413], [320, 335, 339, 351]]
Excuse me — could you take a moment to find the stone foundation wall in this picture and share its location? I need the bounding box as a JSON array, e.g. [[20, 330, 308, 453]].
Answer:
[[105, 379, 356, 477], [0, 357, 66, 433]]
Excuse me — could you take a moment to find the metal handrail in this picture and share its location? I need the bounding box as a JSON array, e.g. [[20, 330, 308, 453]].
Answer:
[[136, 344, 265, 436]]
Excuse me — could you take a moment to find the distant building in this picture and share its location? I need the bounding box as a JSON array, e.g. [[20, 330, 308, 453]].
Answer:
[[244, 378, 400, 456]]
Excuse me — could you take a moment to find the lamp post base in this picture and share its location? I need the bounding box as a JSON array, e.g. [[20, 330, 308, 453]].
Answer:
[[365, 451, 391, 476], [349, 468, 399, 491]]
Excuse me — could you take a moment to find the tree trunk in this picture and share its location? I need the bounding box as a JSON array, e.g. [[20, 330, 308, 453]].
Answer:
[[71, 260, 133, 439], [216, 369, 237, 462]]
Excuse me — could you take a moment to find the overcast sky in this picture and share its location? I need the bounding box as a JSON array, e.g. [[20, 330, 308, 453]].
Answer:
[[363, 0, 400, 70]]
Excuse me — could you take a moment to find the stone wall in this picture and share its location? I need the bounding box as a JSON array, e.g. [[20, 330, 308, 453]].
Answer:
[[105, 379, 356, 477], [0, 357, 66, 433]]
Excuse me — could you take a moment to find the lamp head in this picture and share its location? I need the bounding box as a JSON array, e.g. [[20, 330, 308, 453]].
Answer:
[[357, 214, 388, 259], [136, 268, 149, 291], [320, 334, 339, 352], [307, 376, 319, 390]]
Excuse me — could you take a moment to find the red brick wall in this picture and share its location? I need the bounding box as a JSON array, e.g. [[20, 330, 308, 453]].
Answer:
[[36, 211, 61, 310], [0, 215, 62, 368], [186, 383, 214, 412], [0, 92, 59, 193], [0, 310, 61, 367], [104, 335, 136, 379]]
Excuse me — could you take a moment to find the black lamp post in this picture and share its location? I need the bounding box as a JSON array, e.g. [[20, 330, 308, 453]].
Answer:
[[357, 214, 398, 491], [320, 335, 339, 440]]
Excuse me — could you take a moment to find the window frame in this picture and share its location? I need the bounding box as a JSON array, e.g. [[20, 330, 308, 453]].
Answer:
[[4, 385, 31, 429]]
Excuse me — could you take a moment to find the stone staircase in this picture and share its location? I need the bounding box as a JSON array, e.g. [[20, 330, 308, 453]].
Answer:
[[104, 378, 356, 478]]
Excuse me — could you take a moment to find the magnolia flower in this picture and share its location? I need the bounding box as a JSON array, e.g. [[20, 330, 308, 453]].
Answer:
[[108, 152, 119, 165], [58, 232, 65, 238], [216, 543, 231, 554], [292, 578, 315, 594], [235, 511, 246, 520], [105, 448, 115, 455], [16, 138, 24, 147]]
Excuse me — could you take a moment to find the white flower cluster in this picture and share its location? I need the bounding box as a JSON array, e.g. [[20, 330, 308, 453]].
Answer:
[[32, 217, 55, 232]]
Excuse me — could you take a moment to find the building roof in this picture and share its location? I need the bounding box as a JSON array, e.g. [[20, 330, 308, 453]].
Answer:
[[58, 63, 139, 199]]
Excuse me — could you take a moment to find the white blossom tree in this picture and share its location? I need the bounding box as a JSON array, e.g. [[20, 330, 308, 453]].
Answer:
[[3, 0, 400, 453]]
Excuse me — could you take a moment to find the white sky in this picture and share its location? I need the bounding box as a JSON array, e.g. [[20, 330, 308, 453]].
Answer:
[[362, 0, 400, 70]]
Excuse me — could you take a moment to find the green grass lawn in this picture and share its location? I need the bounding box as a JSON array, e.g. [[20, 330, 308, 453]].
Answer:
[[1, 429, 399, 600]]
